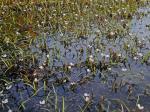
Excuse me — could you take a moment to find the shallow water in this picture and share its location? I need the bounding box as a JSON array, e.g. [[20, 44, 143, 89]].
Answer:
[[1, 5, 150, 112]]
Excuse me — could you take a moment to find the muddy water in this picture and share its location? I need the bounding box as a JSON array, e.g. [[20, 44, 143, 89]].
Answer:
[[1, 6, 150, 112]]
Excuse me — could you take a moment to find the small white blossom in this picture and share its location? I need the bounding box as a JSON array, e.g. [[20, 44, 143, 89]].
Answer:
[[133, 56, 138, 60], [63, 13, 66, 16], [127, 44, 130, 47], [109, 31, 115, 36], [95, 14, 98, 17], [39, 65, 44, 70], [101, 53, 105, 57], [96, 49, 100, 52], [75, 14, 78, 16], [34, 78, 38, 82], [89, 58, 94, 63], [39, 100, 46, 105], [38, 7, 42, 11], [121, 68, 127, 72], [105, 54, 110, 58], [69, 62, 74, 66], [87, 69, 91, 73], [137, 104, 144, 110], [33, 71, 37, 76], [84, 93, 90, 97], [2, 54, 7, 58], [6, 85, 12, 90], [70, 82, 76, 85], [60, 33, 63, 37], [63, 79, 67, 83], [85, 96, 90, 102], [104, 19, 108, 22], [108, 67, 112, 71], [16, 31, 20, 35], [68, 65, 72, 69], [8, 109, 12, 112], [19, 58, 23, 61], [137, 53, 143, 57], [46, 54, 50, 58], [118, 53, 121, 57], [129, 33, 133, 36], [88, 45, 92, 48], [84, 93, 91, 102], [96, 29, 100, 33], [89, 55, 93, 59], [2, 99, 8, 104]]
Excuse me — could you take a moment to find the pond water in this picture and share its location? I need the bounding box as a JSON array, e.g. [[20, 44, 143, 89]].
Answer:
[[1, 5, 150, 112]]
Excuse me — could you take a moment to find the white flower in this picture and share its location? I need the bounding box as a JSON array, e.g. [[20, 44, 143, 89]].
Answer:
[[105, 54, 110, 58], [121, 19, 124, 22], [109, 31, 115, 36], [88, 45, 92, 48], [96, 29, 100, 33], [108, 67, 112, 71], [121, 68, 127, 72], [33, 71, 37, 76], [129, 33, 133, 36], [6, 85, 12, 90], [16, 31, 20, 35], [19, 58, 23, 61], [63, 13, 66, 16], [46, 54, 50, 58], [34, 78, 38, 82], [39, 100, 46, 105], [87, 68, 91, 73], [2, 54, 7, 58], [95, 14, 98, 17], [89, 58, 94, 63], [85, 96, 90, 102], [2, 99, 8, 104], [60, 33, 63, 37], [138, 40, 142, 44], [137, 104, 144, 110], [101, 53, 105, 57], [96, 49, 100, 52], [133, 56, 138, 60], [8, 109, 12, 112], [70, 82, 76, 85], [104, 19, 108, 22], [137, 53, 143, 57], [39, 65, 44, 70], [127, 44, 130, 47], [68, 65, 72, 69], [89, 55, 93, 58], [117, 53, 121, 57], [69, 62, 74, 66], [84, 93, 91, 102], [38, 7, 42, 11], [64, 21, 68, 25], [84, 93, 90, 97], [63, 79, 67, 83], [75, 14, 78, 16]]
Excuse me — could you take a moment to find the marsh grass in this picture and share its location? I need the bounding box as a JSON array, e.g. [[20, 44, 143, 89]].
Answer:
[[0, 0, 149, 111], [0, 0, 143, 68]]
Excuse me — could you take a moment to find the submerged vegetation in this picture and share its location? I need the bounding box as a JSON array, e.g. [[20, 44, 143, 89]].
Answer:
[[0, 0, 150, 112]]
